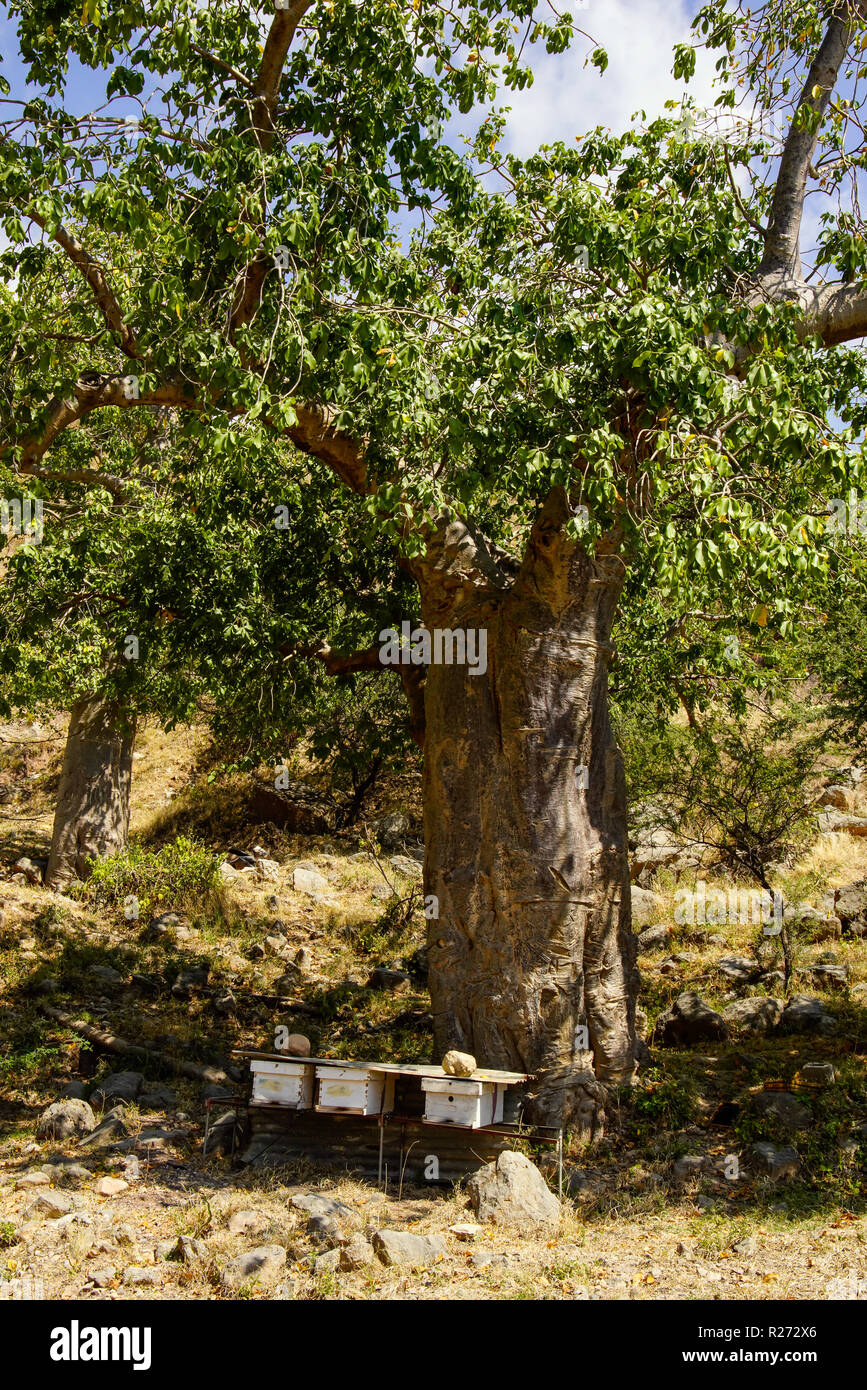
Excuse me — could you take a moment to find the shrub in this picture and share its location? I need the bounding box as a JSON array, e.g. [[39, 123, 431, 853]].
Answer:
[[80, 835, 222, 921]]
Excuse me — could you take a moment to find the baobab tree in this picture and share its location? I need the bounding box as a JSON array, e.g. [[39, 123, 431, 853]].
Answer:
[[3, 0, 867, 1126]]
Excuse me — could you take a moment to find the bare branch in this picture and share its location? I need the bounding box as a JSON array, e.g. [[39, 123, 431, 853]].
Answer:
[[761, 3, 867, 280]]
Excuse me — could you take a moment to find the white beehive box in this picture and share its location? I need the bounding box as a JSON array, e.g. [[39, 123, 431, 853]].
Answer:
[[421, 1077, 504, 1129], [250, 1059, 314, 1108], [315, 1065, 394, 1116]]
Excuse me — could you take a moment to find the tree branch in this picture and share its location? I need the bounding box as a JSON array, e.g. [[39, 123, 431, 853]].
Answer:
[[27, 212, 139, 358], [760, 2, 867, 281]]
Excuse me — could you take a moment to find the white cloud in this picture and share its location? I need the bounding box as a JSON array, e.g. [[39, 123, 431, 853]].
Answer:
[[501, 0, 719, 155]]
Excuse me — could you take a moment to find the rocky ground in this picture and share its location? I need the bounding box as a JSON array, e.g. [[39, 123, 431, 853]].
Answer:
[[1, 721, 866, 1300]]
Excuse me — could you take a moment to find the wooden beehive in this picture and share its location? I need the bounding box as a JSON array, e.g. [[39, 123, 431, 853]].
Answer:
[[250, 1059, 314, 1109], [420, 1076, 504, 1128], [315, 1064, 395, 1116]]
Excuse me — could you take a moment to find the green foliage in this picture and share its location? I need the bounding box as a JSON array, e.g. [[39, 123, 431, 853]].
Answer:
[[81, 835, 222, 919], [621, 703, 827, 887], [625, 1066, 697, 1138], [0, 1222, 17, 1250]]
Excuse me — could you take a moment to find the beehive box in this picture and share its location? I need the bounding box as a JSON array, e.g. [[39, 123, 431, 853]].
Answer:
[[421, 1077, 504, 1129], [315, 1065, 394, 1116], [250, 1059, 314, 1109]]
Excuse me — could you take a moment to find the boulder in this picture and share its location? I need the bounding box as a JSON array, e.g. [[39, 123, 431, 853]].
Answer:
[[250, 784, 336, 835], [442, 1050, 476, 1077], [722, 997, 783, 1035], [780, 995, 835, 1035], [630, 886, 664, 926], [388, 854, 423, 881], [833, 881, 867, 936], [818, 811, 867, 836], [373, 812, 410, 849], [752, 1090, 811, 1137], [367, 967, 410, 993], [466, 1151, 561, 1228], [372, 1230, 446, 1267], [279, 1033, 311, 1058], [716, 955, 759, 983], [90, 1071, 143, 1108], [636, 924, 669, 953], [656, 992, 728, 1045], [227, 1209, 271, 1237], [36, 1099, 95, 1141], [672, 1154, 707, 1182], [220, 1245, 287, 1291], [293, 866, 329, 897], [751, 1142, 800, 1181], [816, 785, 852, 811], [78, 1106, 130, 1149], [797, 1062, 836, 1086], [24, 1189, 76, 1219], [340, 1237, 376, 1271], [289, 1193, 351, 1220]]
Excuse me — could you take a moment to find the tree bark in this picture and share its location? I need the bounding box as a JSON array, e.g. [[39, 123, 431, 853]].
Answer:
[[417, 493, 639, 1132], [46, 695, 137, 887]]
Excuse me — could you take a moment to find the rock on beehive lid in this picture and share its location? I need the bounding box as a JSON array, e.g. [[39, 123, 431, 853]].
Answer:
[[283, 1033, 311, 1057], [441, 1050, 476, 1077]]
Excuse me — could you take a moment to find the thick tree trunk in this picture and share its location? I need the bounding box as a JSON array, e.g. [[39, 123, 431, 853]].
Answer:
[[46, 695, 136, 888], [417, 494, 639, 1131]]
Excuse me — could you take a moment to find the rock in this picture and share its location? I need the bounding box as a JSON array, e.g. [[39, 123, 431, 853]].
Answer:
[[808, 962, 848, 987], [449, 1223, 482, 1240], [759, 970, 786, 991], [289, 1194, 351, 1220], [732, 1235, 757, 1256], [372, 1230, 446, 1268], [367, 967, 410, 993], [277, 1033, 311, 1058], [203, 1112, 237, 1156], [78, 1106, 130, 1149], [293, 947, 311, 971], [255, 858, 281, 881], [36, 1099, 95, 1141], [636, 924, 669, 953], [442, 1050, 476, 1078], [228, 1209, 270, 1237], [250, 783, 336, 835], [780, 995, 835, 1035], [123, 1266, 160, 1286], [313, 1247, 342, 1276], [219, 862, 239, 882], [630, 886, 664, 926], [672, 1154, 706, 1182], [751, 1142, 800, 1181], [834, 881, 867, 937], [722, 997, 784, 1035], [12, 856, 45, 885], [15, 1171, 50, 1189], [797, 1062, 836, 1086], [90, 1071, 143, 1108], [143, 911, 190, 940], [89, 1268, 116, 1288], [307, 1213, 344, 1247], [60, 1081, 89, 1100], [247, 942, 266, 960], [373, 812, 410, 849], [816, 785, 852, 810], [717, 955, 759, 983], [88, 963, 124, 984], [656, 992, 728, 1045], [172, 966, 209, 997], [48, 1163, 92, 1187], [339, 1236, 376, 1271], [220, 1244, 286, 1291], [24, 1189, 76, 1219], [264, 934, 287, 956], [467, 1150, 561, 1228], [752, 1091, 811, 1137], [178, 1235, 208, 1264], [818, 811, 867, 836], [372, 884, 395, 901], [293, 866, 329, 896], [388, 854, 423, 881], [94, 1177, 128, 1196]]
